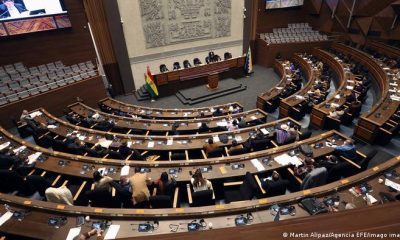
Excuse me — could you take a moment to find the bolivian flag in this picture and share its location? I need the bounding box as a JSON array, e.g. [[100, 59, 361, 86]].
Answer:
[[244, 46, 253, 75], [145, 66, 159, 98]]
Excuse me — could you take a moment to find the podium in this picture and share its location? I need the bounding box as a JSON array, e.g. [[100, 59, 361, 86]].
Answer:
[[207, 73, 219, 90]]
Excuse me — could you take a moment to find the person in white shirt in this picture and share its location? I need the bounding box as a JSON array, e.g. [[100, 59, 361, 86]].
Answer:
[[191, 169, 213, 192], [45, 186, 74, 206], [0, 0, 27, 19]]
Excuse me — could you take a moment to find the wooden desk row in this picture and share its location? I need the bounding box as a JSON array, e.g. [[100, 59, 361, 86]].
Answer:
[[99, 97, 243, 120], [0, 147, 398, 239], [256, 59, 301, 112], [0, 127, 347, 182], [350, 41, 400, 144], [29, 109, 300, 159], [68, 102, 268, 135], [279, 52, 320, 119]]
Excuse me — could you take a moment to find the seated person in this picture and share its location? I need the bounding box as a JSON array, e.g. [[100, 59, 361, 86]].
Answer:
[[329, 107, 344, 120], [316, 154, 339, 171], [237, 117, 247, 128], [288, 126, 299, 141], [130, 167, 151, 205], [73, 228, 103, 240], [20, 110, 32, 124], [45, 186, 74, 206], [334, 139, 357, 160], [228, 140, 243, 153], [191, 169, 213, 192], [212, 108, 223, 117], [294, 157, 315, 178], [261, 171, 288, 197], [275, 124, 291, 145], [118, 140, 132, 158], [198, 122, 210, 133], [171, 122, 180, 135], [0, 149, 20, 170], [203, 138, 218, 156], [153, 172, 176, 196], [345, 92, 356, 103], [93, 171, 113, 190], [227, 120, 239, 131]]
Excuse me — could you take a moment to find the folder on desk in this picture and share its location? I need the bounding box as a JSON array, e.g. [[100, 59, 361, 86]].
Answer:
[[104, 225, 120, 240], [147, 141, 155, 148], [0, 142, 10, 151], [251, 159, 265, 171], [66, 227, 81, 240]]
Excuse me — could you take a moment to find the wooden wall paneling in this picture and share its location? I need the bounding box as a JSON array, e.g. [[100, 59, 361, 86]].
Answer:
[[83, 0, 125, 95], [0, 0, 96, 67]]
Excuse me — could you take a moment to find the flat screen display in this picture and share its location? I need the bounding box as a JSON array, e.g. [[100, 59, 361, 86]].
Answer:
[[0, 0, 71, 36], [265, 0, 304, 9]]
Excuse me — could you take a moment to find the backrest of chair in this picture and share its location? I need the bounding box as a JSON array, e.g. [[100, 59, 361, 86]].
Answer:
[[360, 149, 378, 170], [26, 175, 51, 196], [149, 195, 172, 208], [228, 148, 248, 156], [239, 172, 258, 200], [265, 179, 289, 197], [0, 170, 24, 193], [301, 167, 328, 190], [85, 188, 115, 208], [171, 152, 186, 160], [192, 189, 214, 207], [207, 148, 224, 158]]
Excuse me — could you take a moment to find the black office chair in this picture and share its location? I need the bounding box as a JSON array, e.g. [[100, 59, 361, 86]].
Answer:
[[183, 60, 192, 69], [149, 195, 173, 208], [224, 172, 259, 203], [173, 62, 181, 70], [85, 188, 118, 208], [191, 189, 215, 207], [207, 148, 224, 158], [25, 175, 51, 197], [107, 150, 123, 160], [170, 152, 186, 160], [299, 128, 312, 140], [228, 147, 249, 156], [324, 116, 341, 130], [160, 64, 169, 73], [0, 170, 31, 196], [251, 139, 271, 151], [193, 58, 202, 66], [224, 52, 232, 60], [263, 178, 289, 197]]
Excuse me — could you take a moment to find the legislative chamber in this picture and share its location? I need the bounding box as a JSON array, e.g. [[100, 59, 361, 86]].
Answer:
[[0, 0, 400, 240]]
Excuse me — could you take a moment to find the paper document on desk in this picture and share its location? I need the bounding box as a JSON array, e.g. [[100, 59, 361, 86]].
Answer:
[[97, 139, 113, 148], [295, 95, 305, 100], [167, 139, 173, 145], [274, 153, 302, 167], [127, 141, 132, 148], [250, 116, 257, 120], [212, 136, 220, 143], [385, 178, 400, 192], [235, 136, 243, 142], [260, 128, 269, 135], [47, 125, 58, 129], [346, 86, 354, 90], [92, 113, 100, 119], [77, 134, 86, 141], [0, 142, 10, 151], [331, 103, 339, 108], [29, 111, 42, 118], [0, 211, 13, 226], [217, 121, 228, 127], [13, 145, 26, 154], [147, 141, 155, 148], [104, 225, 120, 240], [347, 80, 354, 84], [390, 95, 400, 101], [120, 166, 130, 177], [251, 159, 265, 171], [66, 227, 81, 240], [28, 152, 42, 164]]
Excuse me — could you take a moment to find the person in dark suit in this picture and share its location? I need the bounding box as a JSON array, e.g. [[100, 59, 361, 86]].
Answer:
[[261, 171, 289, 197], [198, 122, 210, 133], [0, 149, 19, 170], [118, 140, 132, 158], [0, 0, 27, 19]]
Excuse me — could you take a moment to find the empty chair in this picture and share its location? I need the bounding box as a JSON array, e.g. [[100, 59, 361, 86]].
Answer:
[[190, 189, 214, 207], [183, 60, 192, 69], [207, 148, 224, 158], [173, 62, 181, 70], [224, 172, 259, 203], [159, 64, 169, 73]]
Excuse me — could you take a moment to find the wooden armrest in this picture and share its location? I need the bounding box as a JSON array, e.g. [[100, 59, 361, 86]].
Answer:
[[379, 127, 392, 135], [254, 175, 266, 194], [168, 151, 172, 161], [385, 122, 395, 128], [388, 119, 398, 125], [173, 187, 179, 208], [339, 156, 361, 169], [91, 184, 95, 190], [187, 184, 193, 205], [223, 181, 243, 187], [40, 171, 47, 177], [61, 180, 68, 187], [356, 151, 366, 158], [141, 151, 148, 156], [38, 131, 50, 140], [126, 129, 132, 135], [185, 150, 189, 161], [165, 132, 169, 136], [90, 123, 98, 129], [102, 154, 109, 159], [224, 147, 230, 157], [112, 187, 116, 197], [152, 187, 157, 197], [125, 152, 133, 161], [145, 131, 150, 136], [201, 150, 207, 159], [266, 101, 273, 106], [287, 168, 302, 184], [73, 181, 87, 201], [27, 169, 36, 176], [292, 107, 301, 113], [271, 140, 278, 147], [51, 175, 61, 186]]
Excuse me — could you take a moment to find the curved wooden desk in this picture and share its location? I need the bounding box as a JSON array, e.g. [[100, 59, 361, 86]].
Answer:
[[310, 48, 350, 129], [99, 97, 243, 120], [351, 41, 400, 143], [68, 102, 268, 135], [0, 148, 397, 239], [0, 127, 348, 182], [28, 109, 301, 160], [279, 52, 319, 119]]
